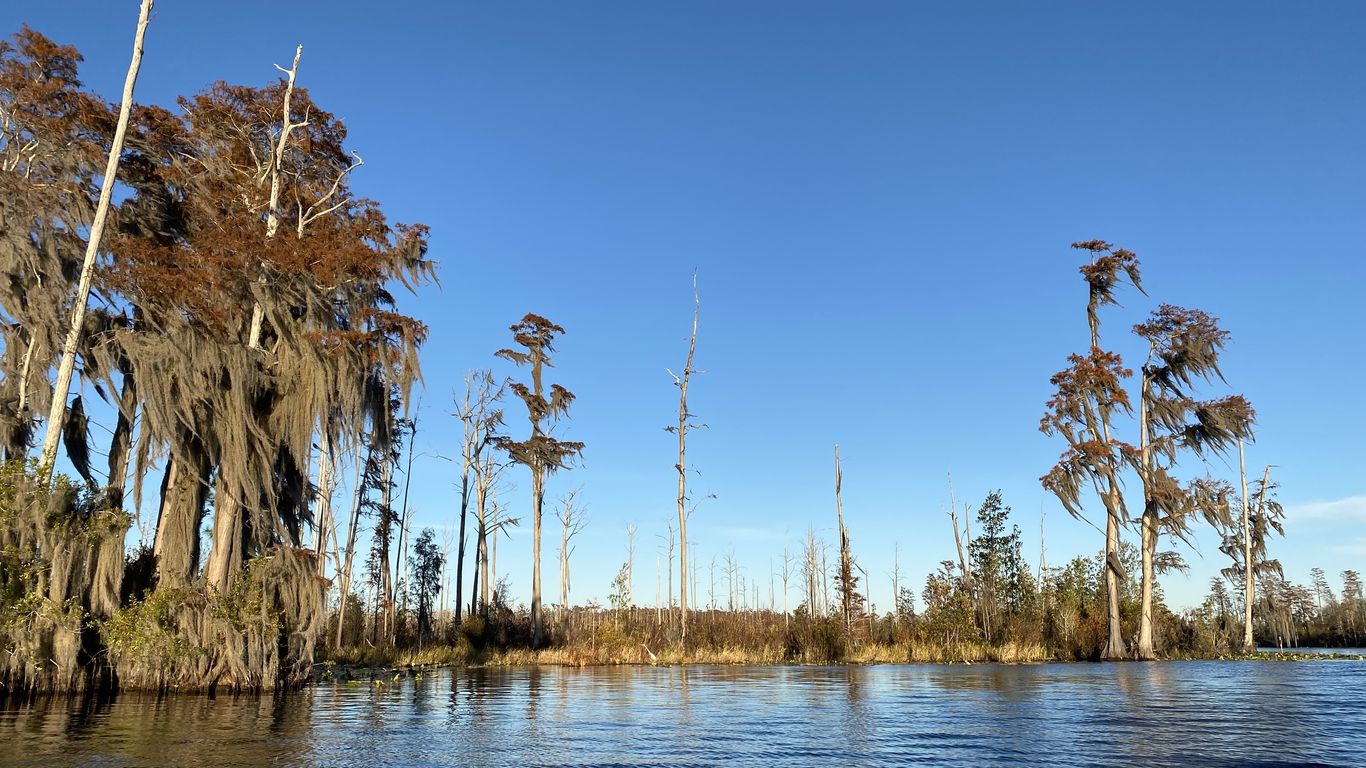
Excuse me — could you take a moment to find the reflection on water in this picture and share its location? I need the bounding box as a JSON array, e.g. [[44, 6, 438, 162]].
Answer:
[[3, 661, 1364, 767]]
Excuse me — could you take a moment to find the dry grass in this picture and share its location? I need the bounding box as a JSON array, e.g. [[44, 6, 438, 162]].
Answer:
[[851, 641, 1052, 664], [322, 637, 1059, 671]]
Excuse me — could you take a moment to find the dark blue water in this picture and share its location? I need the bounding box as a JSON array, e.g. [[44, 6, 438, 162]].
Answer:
[[4, 661, 1364, 766]]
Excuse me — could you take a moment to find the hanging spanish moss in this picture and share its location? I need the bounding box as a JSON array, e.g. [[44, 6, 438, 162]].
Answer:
[[0, 26, 430, 695]]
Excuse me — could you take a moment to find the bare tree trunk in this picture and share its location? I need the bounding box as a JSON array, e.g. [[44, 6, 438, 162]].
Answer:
[[1102, 491, 1125, 659], [948, 474, 974, 590], [313, 437, 334, 576], [836, 444, 853, 632], [205, 478, 240, 593], [380, 456, 395, 643], [1137, 365, 1157, 660], [247, 44, 303, 350], [39, 0, 154, 482], [626, 524, 636, 606], [1239, 438, 1256, 651], [781, 546, 792, 628], [556, 490, 584, 619], [531, 466, 545, 647], [560, 514, 569, 617], [392, 415, 419, 634], [455, 380, 476, 624], [335, 447, 368, 648], [472, 470, 487, 618], [670, 274, 699, 639]]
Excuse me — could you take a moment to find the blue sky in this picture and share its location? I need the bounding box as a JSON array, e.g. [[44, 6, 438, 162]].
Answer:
[[9, 1, 1365, 611]]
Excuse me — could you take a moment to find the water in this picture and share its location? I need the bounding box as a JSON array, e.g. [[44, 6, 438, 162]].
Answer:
[[1257, 647, 1366, 656], [4, 661, 1365, 767]]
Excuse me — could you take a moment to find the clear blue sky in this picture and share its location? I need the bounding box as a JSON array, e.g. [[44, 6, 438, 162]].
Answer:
[[9, 1, 1365, 611]]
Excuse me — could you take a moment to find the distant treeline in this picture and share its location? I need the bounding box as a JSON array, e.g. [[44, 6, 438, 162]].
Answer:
[[325, 487, 1364, 667]]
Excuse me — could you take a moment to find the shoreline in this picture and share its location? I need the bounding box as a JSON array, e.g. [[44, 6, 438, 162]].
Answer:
[[310, 646, 1366, 684]]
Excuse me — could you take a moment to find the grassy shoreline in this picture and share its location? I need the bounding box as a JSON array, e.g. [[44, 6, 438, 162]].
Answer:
[[314, 642, 1365, 680]]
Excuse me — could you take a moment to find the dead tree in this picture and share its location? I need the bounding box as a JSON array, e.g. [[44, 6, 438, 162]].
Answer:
[[38, 0, 153, 482], [666, 272, 702, 639], [626, 523, 637, 605], [557, 488, 587, 616], [455, 370, 504, 623], [834, 444, 859, 633], [780, 545, 794, 627]]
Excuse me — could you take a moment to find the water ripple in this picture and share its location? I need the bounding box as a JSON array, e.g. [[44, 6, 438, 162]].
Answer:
[[2, 660, 1364, 767]]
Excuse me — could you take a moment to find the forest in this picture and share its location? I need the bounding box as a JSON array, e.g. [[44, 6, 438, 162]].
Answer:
[[1, 13, 1362, 698]]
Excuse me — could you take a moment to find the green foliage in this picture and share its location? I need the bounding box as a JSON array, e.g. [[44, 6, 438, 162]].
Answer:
[[608, 563, 631, 612], [411, 528, 443, 641], [99, 586, 203, 666]]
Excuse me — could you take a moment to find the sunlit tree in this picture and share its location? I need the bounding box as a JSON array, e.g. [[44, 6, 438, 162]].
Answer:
[[493, 314, 583, 647], [1040, 240, 1142, 659]]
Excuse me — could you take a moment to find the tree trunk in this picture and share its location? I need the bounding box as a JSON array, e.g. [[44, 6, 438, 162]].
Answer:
[[1137, 509, 1157, 659], [105, 371, 137, 509], [531, 467, 544, 647], [455, 463, 470, 625], [313, 439, 333, 577], [673, 275, 698, 640], [1102, 494, 1125, 659], [559, 511, 569, 617], [1239, 437, 1253, 651], [248, 44, 302, 350], [153, 449, 210, 586], [38, 0, 154, 483], [204, 476, 241, 593], [836, 444, 852, 633], [335, 447, 369, 648], [1097, 409, 1127, 660], [1137, 368, 1157, 660], [475, 471, 490, 617]]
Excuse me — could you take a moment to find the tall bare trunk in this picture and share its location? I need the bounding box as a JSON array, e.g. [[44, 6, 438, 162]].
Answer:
[[247, 45, 302, 350], [455, 465, 470, 624], [1239, 438, 1254, 650], [334, 447, 368, 647], [531, 467, 544, 647], [947, 474, 974, 590], [835, 444, 852, 633], [313, 439, 333, 576], [559, 511, 570, 615], [1137, 364, 1156, 659], [671, 275, 698, 640], [39, 0, 154, 482], [1102, 488, 1125, 659]]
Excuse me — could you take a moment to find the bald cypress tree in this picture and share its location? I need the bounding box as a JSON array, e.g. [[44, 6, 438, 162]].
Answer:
[[1132, 304, 1255, 658], [493, 314, 583, 648], [1041, 240, 1142, 660]]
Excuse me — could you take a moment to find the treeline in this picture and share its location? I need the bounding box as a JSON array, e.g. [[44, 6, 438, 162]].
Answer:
[[335, 481, 1360, 667]]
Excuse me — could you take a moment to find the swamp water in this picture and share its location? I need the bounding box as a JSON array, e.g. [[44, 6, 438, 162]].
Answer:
[[3, 660, 1364, 766]]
